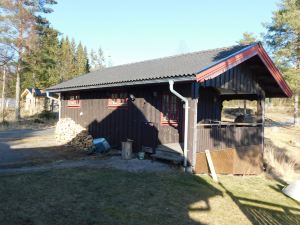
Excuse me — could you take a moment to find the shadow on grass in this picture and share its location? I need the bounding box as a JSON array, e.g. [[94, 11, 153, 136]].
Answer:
[[264, 117, 295, 128], [219, 182, 300, 225], [0, 169, 223, 225], [0, 128, 222, 224]]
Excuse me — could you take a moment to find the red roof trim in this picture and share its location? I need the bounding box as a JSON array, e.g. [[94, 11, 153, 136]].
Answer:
[[256, 45, 293, 97], [196, 43, 293, 97]]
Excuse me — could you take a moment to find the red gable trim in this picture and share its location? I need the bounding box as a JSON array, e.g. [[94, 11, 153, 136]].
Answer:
[[196, 43, 293, 97], [256, 45, 292, 97]]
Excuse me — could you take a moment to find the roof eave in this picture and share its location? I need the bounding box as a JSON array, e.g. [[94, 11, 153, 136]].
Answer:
[[46, 76, 196, 93]]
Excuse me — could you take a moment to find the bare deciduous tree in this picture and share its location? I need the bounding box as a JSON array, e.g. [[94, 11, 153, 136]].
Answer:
[[0, 0, 56, 120]]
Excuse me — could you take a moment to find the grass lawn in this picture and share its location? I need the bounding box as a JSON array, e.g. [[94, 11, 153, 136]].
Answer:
[[0, 169, 299, 225]]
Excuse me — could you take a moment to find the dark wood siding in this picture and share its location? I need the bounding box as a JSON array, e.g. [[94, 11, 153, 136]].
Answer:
[[202, 62, 262, 94], [61, 83, 192, 151], [195, 124, 263, 174], [197, 125, 263, 152]]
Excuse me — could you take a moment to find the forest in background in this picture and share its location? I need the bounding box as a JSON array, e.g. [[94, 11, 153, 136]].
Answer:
[[0, 0, 105, 120]]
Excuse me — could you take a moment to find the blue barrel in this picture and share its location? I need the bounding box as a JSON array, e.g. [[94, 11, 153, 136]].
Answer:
[[93, 138, 111, 153]]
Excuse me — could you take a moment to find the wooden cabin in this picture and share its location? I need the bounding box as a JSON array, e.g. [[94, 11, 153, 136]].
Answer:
[[21, 88, 58, 116], [21, 88, 47, 116], [47, 43, 292, 174]]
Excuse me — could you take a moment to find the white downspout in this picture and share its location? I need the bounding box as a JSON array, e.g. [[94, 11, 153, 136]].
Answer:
[[169, 80, 189, 170], [46, 92, 61, 120]]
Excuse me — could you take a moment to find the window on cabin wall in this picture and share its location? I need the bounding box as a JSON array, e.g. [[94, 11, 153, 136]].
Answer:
[[161, 93, 179, 125], [67, 94, 80, 108], [108, 92, 128, 107]]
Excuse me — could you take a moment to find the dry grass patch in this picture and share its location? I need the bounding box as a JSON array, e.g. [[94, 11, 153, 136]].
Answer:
[[0, 110, 57, 131], [264, 112, 300, 181], [264, 145, 297, 183]]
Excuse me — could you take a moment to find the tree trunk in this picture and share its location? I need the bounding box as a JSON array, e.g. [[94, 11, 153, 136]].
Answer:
[[243, 100, 247, 115], [295, 94, 299, 126], [15, 67, 21, 121], [1, 67, 6, 122]]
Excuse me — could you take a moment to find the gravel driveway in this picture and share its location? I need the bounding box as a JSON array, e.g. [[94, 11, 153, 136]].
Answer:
[[0, 156, 174, 174], [0, 128, 54, 140], [0, 128, 174, 173], [0, 128, 81, 167]]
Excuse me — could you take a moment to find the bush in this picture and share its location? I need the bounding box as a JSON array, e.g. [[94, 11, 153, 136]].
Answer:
[[34, 118, 44, 124], [0, 120, 9, 127], [38, 110, 58, 120], [0, 109, 10, 121]]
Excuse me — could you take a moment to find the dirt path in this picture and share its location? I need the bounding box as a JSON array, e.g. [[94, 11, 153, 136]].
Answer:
[[0, 128, 83, 167], [0, 156, 174, 175]]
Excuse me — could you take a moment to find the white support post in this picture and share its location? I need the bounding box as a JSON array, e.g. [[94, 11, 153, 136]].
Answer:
[[46, 92, 61, 121], [1, 67, 6, 122], [294, 95, 299, 126], [205, 149, 218, 182], [58, 93, 61, 121], [262, 98, 265, 153]]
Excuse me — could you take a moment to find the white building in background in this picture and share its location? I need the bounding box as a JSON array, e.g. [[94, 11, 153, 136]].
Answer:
[[21, 88, 58, 116], [0, 98, 16, 109]]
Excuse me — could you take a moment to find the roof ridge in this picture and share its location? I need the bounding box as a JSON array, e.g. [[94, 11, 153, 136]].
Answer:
[[90, 44, 251, 73]]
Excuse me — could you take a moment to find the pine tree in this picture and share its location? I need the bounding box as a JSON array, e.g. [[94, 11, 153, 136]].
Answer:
[[75, 42, 88, 76], [44, 27, 60, 87], [264, 0, 300, 125], [237, 32, 258, 45], [0, 0, 56, 120], [90, 47, 105, 71], [98, 48, 105, 68], [1, 67, 7, 122], [59, 37, 75, 81], [90, 49, 97, 71], [70, 38, 77, 76], [264, 0, 300, 68], [22, 19, 60, 89], [84, 46, 90, 72]]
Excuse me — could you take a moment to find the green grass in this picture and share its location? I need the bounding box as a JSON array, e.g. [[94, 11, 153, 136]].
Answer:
[[0, 169, 299, 225]]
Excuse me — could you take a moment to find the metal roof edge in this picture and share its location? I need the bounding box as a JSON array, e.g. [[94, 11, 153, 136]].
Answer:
[[46, 76, 196, 93], [195, 43, 258, 75]]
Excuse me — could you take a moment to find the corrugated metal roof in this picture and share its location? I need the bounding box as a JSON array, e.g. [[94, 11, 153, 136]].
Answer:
[[47, 44, 251, 92]]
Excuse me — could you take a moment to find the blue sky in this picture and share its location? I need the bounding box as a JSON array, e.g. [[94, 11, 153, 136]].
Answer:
[[46, 0, 279, 66]]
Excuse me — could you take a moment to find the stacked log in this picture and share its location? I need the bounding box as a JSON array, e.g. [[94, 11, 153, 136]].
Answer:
[[55, 118, 94, 151]]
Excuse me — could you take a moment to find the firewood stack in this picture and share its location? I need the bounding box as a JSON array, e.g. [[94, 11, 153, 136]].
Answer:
[[55, 118, 94, 151]]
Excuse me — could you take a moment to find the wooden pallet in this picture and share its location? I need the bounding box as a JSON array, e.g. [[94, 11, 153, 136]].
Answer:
[[151, 143, 184, 164]]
